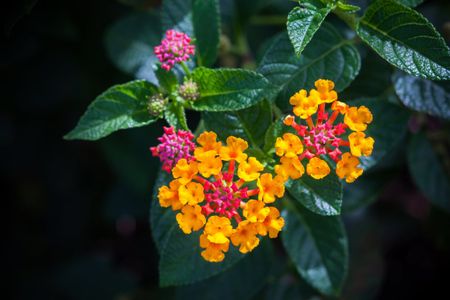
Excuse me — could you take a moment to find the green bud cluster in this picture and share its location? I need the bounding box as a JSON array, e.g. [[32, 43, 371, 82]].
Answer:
[[178, 79, 200, 102], [147, 94, 168, 116]]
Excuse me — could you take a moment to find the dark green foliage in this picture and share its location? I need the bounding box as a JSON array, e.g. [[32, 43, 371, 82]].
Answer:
[[356, 0, 450, 80], [258, 24, 360, 111], [62, 0, 450, 298], [282, 197, 349, 296]]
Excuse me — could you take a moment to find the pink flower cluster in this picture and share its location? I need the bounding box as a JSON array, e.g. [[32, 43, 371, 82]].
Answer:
[[150, 126, 195, 172], [154, 29, 195, 71]]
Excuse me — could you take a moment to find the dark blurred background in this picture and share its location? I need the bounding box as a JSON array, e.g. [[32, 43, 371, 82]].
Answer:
[[3, 0, 450, 299]]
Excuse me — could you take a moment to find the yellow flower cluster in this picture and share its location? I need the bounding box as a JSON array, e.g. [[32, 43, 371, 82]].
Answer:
[[158, 132, 285, 262], [276, 79, 375, 183]]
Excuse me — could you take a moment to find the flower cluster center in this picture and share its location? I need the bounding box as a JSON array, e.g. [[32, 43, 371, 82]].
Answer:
[[202, 174, 248, 220], [296, 109, 347, 161]]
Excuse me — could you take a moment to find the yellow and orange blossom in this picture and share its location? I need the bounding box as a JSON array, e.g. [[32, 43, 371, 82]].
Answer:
[[230, 221, 260, 253], [256, 207, 285, 238], [290, 89, 319, 119], [306, 157, 331, 179], [344, 106, 373, 131], [257, 173, 285, 203], [336, 152, 363, 183], [176, 205, 206, 234], [273, 78, 375, 183], [219, 136, 248, 162], [275, 133, 303, 158]]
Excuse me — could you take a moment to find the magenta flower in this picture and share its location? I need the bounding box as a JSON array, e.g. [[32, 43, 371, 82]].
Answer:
[[154, 29, 195, 71], [150, 126, 195, 172]]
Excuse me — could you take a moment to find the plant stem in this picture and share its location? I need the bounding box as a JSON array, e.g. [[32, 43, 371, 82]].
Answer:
[[272, 104, 283, 119], [180, 61, 191, 77]]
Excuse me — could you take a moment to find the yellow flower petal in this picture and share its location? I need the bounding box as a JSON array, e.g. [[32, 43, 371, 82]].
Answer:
[[306, 157, 330, 179], [257, 173, 285, 203], [344, 106, 373, 132], [175, 205, 206, 234], [336, 152, 363, 183], [237, 157, 264, 181], [348, 132, 375, 157]]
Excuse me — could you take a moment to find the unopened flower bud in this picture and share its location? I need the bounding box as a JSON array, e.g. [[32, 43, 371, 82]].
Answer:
[[178, 79, 200, 101], [147, 94, 168, 116]]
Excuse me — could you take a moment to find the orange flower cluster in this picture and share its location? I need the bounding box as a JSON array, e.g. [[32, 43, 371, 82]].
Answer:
[[276, 79, 375, 183], [158, 131, 285, 262]]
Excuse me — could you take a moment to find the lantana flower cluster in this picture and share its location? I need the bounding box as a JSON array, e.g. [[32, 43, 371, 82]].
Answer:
[[150, 126, 195, 173], [275, 79, 375, 183], [154, 29, 195, 71], [154, 130, 285, 262]]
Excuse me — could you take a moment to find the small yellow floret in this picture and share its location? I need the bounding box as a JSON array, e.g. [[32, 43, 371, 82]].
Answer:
[[178, 181, 204, 205], [275, 156, 305, 181], [283, 115, 295, 126], [306, 157, 330, 179], [230, 221, 260, 254], [348, 132, 375, 157], [313, 79, 338, 104], [195, 150, 223, 177], [243, 200, 270, 223], [336, 152, 363, 183], [195, 131, 222, 156], [275, 133, 303, 158], [256, 207, 285, 238], [157, 179, 183, 210], [344, 106, 373, 132], [331, 100, 349, 114], [237, 157, 264, 181], [219, 136, 248, 163], [290, 89, 319, 119], [257, 173, 285, 203], [199, 233, 229, 262], [204, 216, 234, 244], [176, 205, 206, 234], [172, 159, 198, 184]]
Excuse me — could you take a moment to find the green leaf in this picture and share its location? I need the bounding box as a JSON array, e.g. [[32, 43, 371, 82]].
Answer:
[[159, 230, 244, 286], [258, 23, 360, 111], [286, 173, 343, 216], [336, 1, 360, 12], [407, 133, 450, 213], [282, 198, 349, 296], [396, 0, 423, 7], [340, 51, 393, 100], [191, 67, 275, 111], [263, 117, 284, 154], [150, 170, 175, 253], [356, 0, 450, 80], [342, 172, 388, 213], [175, 241, 274, 300], [150, 172, 245, 286], [155, 66, 179, 93], [104, 12, 161, 83], [64, 80, 158, 141], [161, 0, 193, 36], [164, 102, 188, 130], [347, 98, 410, 170], [287, 0, 333, 56], [202, 100, 272, 148], [193, 0, 220, 66], [393, 72, 450, 120]]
